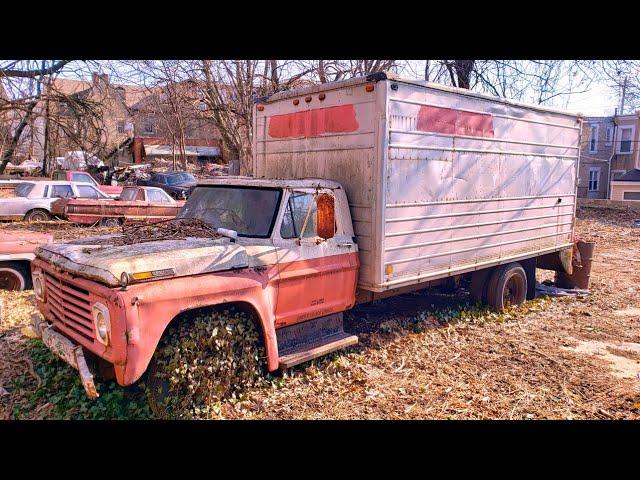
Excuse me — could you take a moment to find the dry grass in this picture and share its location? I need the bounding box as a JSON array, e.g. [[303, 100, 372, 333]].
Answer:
[[1, 208, 640, 419]]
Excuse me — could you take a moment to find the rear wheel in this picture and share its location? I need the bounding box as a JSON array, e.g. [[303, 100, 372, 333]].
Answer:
[[145, 307, 265, 419], [101, 217, 122, 227], [486, 263, 527, 312], [24, 209, 51, 222], [469, 269, 492, 304], [0, 262, 31, 291]]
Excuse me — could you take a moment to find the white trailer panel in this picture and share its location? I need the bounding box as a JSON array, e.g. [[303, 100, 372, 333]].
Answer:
[[254, 73, 580, 292]]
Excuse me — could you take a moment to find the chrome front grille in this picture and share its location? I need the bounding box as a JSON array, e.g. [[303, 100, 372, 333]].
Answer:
[[44, 272, 95, 342]]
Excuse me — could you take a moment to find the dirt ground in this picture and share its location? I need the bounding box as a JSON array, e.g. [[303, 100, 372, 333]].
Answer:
[[1, 205, 639, 420]]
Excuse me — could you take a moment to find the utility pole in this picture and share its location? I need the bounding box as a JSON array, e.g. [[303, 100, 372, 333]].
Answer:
[[619, 76, 628, 114]]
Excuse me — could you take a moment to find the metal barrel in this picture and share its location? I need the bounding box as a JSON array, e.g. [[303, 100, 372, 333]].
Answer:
[[555, 240, 595, 290]]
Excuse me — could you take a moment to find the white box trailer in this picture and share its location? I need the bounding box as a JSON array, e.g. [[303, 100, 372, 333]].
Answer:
[[254, 72, 581, 294]]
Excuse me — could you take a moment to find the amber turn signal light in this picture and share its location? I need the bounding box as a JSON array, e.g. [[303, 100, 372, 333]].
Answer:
[[257, 105, 264, 111], [365, 84, 375, 92]]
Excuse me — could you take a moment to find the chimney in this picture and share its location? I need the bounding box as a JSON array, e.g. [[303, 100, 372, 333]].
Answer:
[[92, 72, 109, 86]]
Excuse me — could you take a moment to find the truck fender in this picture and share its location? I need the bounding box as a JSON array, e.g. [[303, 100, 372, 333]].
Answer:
[[118, 271, 278, 386]]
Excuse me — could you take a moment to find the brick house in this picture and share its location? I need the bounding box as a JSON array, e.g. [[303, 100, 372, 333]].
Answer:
[[610, 113, 640, 180], [37, 73, 222, 169], [127, 85, 222, 166], [578, 116, 616, 199], [578, 112, 640, 199]]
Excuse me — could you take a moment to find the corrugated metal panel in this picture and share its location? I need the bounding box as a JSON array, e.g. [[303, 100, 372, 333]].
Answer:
[[254, 75, 580, 292]]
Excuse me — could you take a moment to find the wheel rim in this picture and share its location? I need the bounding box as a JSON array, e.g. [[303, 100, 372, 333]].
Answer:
[[0, 269, 25, 291], [503, 274, 526, 307], [29, 211, 48, 222], [103, 218, 120, 227]]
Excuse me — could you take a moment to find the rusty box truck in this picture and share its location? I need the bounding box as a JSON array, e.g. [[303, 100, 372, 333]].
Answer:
[[30, 72, 582, 400]]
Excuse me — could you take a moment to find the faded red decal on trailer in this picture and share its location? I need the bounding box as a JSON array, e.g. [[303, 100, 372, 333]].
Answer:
[[268, 104, 359, 138], [417, 105, 494, 138]]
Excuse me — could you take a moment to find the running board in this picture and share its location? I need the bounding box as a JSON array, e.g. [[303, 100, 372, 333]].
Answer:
[[276, 313, 358, 370]]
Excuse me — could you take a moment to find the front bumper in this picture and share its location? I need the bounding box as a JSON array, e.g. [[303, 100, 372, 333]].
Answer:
[[31, 315, 99, 398]]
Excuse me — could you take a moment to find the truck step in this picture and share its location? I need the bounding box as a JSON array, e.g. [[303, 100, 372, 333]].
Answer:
[[278, 332, 359, 370], [276, 312, 358, 370]]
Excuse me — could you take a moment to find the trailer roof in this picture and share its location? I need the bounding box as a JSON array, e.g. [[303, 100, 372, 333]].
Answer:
[[198, 177, 343, 190], [261, 72, 582, 120]]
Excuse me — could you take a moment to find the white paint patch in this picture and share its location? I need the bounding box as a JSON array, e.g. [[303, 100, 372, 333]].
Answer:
[[563, 339, 640, 380], [612, 308, 640, 318]]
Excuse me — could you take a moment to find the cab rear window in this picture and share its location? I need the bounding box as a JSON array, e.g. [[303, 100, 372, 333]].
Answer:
[[15, 183, 35, 197]]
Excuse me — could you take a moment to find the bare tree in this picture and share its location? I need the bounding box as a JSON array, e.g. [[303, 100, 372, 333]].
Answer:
[[409, 60, 596, 108], [0, 60, 110, 175], [599, 60, 640, 114]]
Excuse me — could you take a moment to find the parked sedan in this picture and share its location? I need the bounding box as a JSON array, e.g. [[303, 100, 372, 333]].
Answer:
[[51, 186, 185, 226], [136, 171, 198, 199], [0, 181, 111, 222]]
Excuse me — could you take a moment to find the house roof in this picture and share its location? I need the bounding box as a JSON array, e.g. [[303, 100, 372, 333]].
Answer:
[[616, 168, 640, 182]]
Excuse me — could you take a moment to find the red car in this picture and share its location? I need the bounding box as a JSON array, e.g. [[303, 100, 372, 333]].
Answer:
[[51, 186, 185, 226], [52, 170, 123, 198]]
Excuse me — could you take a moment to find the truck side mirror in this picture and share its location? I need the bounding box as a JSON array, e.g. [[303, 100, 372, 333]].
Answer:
[[316, 193, 336, 240]]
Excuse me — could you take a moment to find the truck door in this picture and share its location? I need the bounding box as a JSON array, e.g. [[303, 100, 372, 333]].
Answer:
[[273, 189, 358, 328]]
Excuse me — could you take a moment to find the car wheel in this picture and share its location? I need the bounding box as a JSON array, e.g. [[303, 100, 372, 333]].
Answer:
[[24, 209, 51, 222], [101, 217, 122, 227]]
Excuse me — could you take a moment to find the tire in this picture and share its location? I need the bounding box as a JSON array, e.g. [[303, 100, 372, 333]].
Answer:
[[145, 307, 265, 419], [24, 209, 51, 222], [469, 269, 491, 304], [486, 263, 528, 312], [0, 261, 31, 291], [101, 217, 122, 227]]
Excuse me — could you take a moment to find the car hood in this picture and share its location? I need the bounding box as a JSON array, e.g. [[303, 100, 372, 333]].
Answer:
[[35, 235, 248, 287]]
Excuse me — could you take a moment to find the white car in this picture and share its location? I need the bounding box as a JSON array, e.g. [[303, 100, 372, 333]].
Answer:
[[0, 180, 111, 222]]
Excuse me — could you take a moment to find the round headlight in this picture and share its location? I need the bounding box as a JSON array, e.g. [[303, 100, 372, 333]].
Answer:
[[92, 303, 111, 346], [96, 312, 108, 338], [34, 276, 44, 299]]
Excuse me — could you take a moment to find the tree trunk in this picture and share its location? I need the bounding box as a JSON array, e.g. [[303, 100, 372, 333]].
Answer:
[[454, 60, 474, 89], [0, 101, 37, 174]]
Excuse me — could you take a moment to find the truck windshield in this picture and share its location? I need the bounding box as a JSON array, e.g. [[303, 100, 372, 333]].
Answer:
[[178, 186, 282, 238], [166, 173, 195, 185]]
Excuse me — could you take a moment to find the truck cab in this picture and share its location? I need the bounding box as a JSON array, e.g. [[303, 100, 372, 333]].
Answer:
[[31, 177, 359, 397]]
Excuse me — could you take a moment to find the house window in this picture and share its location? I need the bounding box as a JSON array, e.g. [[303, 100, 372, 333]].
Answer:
[[117, 120, 125, 134], [619, 127, 632, 153], [588, 167, 600, 192], [143, 121, 155, 135], [588, 125, 598, 153], [605, 126, 613, 146]]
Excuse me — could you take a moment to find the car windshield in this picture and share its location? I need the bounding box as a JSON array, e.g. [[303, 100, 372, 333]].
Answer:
[[15, 183, 35, 197], [178, 186, 282, 238], [166, 173, 195, 186]]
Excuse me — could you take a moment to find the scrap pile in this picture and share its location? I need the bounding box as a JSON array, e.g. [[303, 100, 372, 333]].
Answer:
[[103, 218, 220, 246]]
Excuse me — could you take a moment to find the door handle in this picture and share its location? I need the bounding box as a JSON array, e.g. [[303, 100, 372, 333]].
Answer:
[[337, 242, 354, 248]]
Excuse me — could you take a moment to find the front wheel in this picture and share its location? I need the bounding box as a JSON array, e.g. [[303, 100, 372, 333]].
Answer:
[[486, 263, 528, 312], [145, 307, 265, 419]]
